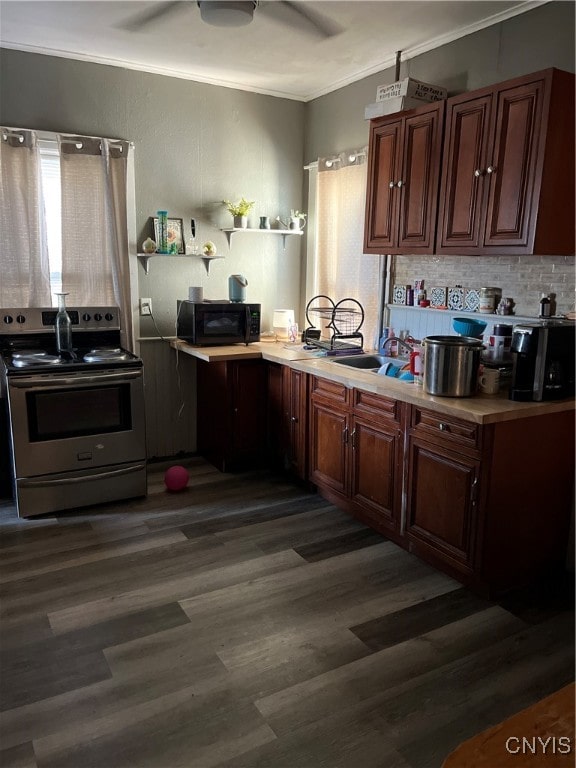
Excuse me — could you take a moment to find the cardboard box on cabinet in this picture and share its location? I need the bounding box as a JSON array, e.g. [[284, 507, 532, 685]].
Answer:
[[364, 96, 428, 119], [376, 78, 447, 103], [365, 77, 448, 119]]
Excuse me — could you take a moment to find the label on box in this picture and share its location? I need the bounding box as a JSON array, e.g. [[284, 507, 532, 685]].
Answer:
[[376, 78, 447, 103]]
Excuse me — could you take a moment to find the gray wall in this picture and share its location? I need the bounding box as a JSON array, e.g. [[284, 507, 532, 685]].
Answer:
[[0, 50, 305, 338]]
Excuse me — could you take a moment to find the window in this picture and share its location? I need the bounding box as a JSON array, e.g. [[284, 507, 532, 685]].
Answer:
[[307, 150, 384, 351], [38, 142, 62, 301], [1, 127, 136, 348]]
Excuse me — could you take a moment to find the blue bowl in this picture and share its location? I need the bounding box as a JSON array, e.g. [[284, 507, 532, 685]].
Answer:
[[452, 317, 487, 338]]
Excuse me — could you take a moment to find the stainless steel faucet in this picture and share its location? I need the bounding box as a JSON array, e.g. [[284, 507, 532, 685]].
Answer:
[[381, 336, 414, 358]]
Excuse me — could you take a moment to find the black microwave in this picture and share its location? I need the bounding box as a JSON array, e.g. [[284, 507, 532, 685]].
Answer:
[[177, 301, 261, 346]]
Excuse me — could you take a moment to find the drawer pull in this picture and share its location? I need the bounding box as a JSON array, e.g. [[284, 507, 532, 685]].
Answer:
[[439, 422, 450, 432]]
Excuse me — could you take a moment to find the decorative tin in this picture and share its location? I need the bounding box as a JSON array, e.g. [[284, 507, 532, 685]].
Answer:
[[447, 286, 465, 311], [429, 286, 447, 308], [464, 288, 481, 312], [393, 284, 407, 305]]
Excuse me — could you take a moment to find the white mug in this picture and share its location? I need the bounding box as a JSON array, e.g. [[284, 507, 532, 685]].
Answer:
[[478, 367, 500, 394]]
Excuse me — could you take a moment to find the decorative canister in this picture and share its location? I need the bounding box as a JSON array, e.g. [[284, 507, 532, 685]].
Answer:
[[479, 287, 500, 314]]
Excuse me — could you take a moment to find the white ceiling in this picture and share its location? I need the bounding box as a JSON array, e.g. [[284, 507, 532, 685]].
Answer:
[[0, 0, 546, 101]]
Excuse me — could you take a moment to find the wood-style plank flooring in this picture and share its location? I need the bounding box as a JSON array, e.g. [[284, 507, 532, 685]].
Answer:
[[0, 458, 573, 768]]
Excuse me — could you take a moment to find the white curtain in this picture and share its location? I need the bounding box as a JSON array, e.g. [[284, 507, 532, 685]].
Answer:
[[59, 136, 133, 349], [0, 129, 51, 307], [314, 150, 383, 351]]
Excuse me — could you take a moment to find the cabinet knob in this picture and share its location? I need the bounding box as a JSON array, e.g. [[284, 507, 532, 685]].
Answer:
[[396, 180, 404, 188], [486, 166, 495, 174], [474, 169, 485, 177], [291, 416, 298, 423], [389, 181, 395, 189], [439, 422, 449, 432]]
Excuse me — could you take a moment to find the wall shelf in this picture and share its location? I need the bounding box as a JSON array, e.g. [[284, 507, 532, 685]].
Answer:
[[220, 228, 304, 249], [137, 252, 224, 275]]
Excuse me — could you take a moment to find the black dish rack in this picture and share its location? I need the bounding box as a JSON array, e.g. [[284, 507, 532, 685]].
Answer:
[[303, 295, 365, 353]]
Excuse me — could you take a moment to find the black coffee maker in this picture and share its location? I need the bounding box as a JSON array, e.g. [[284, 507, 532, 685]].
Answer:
[[509, 321, 575, 401]]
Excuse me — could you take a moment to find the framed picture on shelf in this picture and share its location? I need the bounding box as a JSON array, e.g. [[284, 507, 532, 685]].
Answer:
[[153, 216, 184, 254]]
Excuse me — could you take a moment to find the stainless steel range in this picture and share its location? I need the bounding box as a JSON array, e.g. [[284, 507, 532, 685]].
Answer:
[[0, 306, 147, 518]]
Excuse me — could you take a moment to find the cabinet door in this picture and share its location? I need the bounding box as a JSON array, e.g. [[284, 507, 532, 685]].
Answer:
[[350, 416, 400, 534], [397, 103, 443, 252], [309, 399, 348, 494], [284, 368, 308, 480], [364, 117, 403, 251], [437, 94, 492, 251], [230, 360, 267, 463], [483, 78, 545, 250], [406, 438, 480, 573], [266, 362, 285, 468]]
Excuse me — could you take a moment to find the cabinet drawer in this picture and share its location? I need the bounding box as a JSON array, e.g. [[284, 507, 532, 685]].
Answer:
[[311, 376, 349, 405], [411, 407, 480, 451], [353, 389, 401, 425]]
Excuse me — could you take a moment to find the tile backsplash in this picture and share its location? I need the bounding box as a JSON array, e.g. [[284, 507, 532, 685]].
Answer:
[[392, 254, 575, 317]]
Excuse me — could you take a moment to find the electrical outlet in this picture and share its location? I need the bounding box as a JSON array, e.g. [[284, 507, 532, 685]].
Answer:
[[140, 298, 152, 316]]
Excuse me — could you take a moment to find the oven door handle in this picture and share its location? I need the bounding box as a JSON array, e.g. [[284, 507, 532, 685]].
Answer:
[[18, 463, 146, 487], [8, 369, 143, 388]]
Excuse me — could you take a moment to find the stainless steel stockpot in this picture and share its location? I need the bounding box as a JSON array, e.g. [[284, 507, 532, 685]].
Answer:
[[422, 335, 485, 397]]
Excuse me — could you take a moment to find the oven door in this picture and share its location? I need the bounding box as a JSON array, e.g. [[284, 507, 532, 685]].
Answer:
[[7, 367, 146, 478]]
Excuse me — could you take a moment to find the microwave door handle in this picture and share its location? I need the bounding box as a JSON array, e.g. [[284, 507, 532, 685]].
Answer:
[[245, 304, 250, 346]]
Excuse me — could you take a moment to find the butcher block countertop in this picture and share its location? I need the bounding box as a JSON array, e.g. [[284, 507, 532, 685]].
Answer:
[[170, 339, 575, 425]]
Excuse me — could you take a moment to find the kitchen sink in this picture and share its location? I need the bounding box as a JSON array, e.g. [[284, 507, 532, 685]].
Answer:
[[331, 353, 415, 381], [331, 354, 402, 369]]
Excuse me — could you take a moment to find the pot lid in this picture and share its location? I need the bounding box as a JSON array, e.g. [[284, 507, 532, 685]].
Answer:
[[423, 335, 484, 347]]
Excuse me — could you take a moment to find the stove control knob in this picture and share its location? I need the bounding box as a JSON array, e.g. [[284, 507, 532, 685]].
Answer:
[[94, 313, 102, 322], [82, 313, 91, 322], [16, 315, 26, 324], [3, 315, 13, 324], [105, 312, 113, 322]]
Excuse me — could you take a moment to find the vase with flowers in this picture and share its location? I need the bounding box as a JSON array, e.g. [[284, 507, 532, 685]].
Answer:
[[223, 197, 255, 229]]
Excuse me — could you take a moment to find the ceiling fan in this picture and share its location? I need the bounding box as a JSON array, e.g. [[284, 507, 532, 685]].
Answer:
[[120, 1, 341, 38]]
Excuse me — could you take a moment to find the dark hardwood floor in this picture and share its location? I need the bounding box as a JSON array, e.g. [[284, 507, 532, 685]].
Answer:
[[0, 458, 573, 768]]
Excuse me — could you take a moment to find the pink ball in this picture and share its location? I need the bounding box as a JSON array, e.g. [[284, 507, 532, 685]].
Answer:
[[164, 465, 189, 492]]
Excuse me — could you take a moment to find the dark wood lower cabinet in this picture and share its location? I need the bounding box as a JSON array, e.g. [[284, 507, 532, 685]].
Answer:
[[406, 437, 480, 575], [307, 375, 574, 596], [197, 359, 267, 472], [309, 379, 403, 540], [200, 361, 574, 596], [266, 363, 309, 480]]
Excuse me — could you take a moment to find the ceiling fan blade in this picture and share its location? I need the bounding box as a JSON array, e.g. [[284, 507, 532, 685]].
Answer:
[[119, 1, 190, 32], [276, 1, 342, 38]]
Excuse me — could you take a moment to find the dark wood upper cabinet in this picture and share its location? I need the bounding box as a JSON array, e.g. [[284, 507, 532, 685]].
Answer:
[[364, 101, 444, 254], [437, 68, 575, 255]]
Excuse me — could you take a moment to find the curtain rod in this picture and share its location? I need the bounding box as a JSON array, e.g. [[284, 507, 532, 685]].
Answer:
[[304, 146, 367, 171], [1, 126, 134, 148]]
